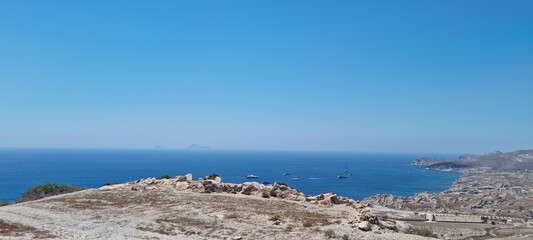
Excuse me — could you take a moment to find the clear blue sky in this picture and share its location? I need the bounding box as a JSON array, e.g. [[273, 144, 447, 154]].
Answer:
[[1, 1, 532, 153]]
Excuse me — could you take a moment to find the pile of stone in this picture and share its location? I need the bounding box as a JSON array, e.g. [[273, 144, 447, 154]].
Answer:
[[100, 173, 377, 230], [100, 174, 297, 199]]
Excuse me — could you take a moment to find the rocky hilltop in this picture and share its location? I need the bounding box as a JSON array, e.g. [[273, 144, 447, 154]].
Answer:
[[412, 149, 533, 171], [100, 173, 377, 225], [0, 174, 431, 240]]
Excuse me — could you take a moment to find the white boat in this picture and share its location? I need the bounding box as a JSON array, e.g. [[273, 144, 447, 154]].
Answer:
[[246, 174, 259, 179], [291, 178, 300, 181]]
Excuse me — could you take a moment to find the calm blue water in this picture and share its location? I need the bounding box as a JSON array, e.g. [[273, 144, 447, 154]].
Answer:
[[0, 149, 460, 202]]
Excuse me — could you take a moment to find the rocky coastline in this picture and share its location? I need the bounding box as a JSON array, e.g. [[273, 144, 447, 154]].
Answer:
[[363, 149, 533, 239], [364, 170, 533, 221]]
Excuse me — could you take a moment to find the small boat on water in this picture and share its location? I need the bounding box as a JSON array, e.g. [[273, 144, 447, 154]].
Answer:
[[246, 174, 259, 179], [291, 178, 300, 181], [283, 173, 291, 176], [337, 175, 347, 179]]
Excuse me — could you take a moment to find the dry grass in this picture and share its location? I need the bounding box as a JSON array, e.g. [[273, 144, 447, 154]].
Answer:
[[137, 215, 227, 237], [0, 219, 54, 238], [42, 190, 334, 228], [26, 190, 353, 239]]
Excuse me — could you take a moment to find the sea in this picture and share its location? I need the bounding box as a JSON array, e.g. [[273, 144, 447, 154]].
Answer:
[[0, 149, 461, 203]]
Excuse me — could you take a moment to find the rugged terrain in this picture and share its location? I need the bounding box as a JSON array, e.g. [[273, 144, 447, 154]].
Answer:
[[0, 174, 428, 240], [364, 149, 533, 239], [364, 171, 533, 220]]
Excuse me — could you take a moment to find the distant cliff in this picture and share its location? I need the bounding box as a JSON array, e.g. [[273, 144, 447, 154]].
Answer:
[[412, 149, 533, 171]]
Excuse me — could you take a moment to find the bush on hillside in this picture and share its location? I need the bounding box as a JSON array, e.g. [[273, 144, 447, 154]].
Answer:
[[404, 226, 438, 238], [18, 183, 84, 203]]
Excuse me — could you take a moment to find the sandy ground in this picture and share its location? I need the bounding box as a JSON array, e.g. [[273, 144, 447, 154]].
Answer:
[[0, 189, 431, 240]]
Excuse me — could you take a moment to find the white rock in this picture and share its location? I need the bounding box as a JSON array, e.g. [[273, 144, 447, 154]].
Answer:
[[357, 221, 372, 231], [213, 176, 222, 184], [185, 173, 193, 181], [175, 182, 189, 190], [144, 178, 156, 185]]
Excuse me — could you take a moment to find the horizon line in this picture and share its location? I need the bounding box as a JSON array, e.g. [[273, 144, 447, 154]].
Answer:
[[0, 146, 468, 156]]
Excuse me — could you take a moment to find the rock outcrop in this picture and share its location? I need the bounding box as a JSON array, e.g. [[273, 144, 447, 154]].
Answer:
[[100, 173, 376, 226]]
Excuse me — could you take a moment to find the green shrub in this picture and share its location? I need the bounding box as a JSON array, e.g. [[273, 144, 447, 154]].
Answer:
[[342, 234, 350, 240], [404, 226, 437, 238], [324, 229, 335, 238], [270, 215, 281, 221], [225, 213, 239, 219], [303, 220, 313, 227], [18, 183, 84, 202], [206, 174, 220, 180], [101, 182, 119, 186], [284, 224, 294, 232]]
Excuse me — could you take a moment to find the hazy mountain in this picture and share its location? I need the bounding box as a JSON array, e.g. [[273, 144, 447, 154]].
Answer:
[[185, 144, 210, 151]]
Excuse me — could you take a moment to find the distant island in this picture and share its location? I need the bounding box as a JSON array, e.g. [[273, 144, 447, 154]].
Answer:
[[185, 144, 211, 151]]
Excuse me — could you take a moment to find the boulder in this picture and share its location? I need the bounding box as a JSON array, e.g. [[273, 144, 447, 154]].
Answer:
[[144, 178, 156, 185], [330, 195, 340, 205], [145, 185, 157, 190], [241, 185, 255, 195], [185, 173, 192, 181], [320, 199, 332, 206], [379, 220, 397, 231], [175, 182, 189, 191], [213, 177, 222, 184], [211, 183, 222, 193], [261, 191, 270, 198], [395, 221, 410, 232], [177, 174, 193, 182], [276, 192, 289, 199], [357, 221, 372, 231]]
